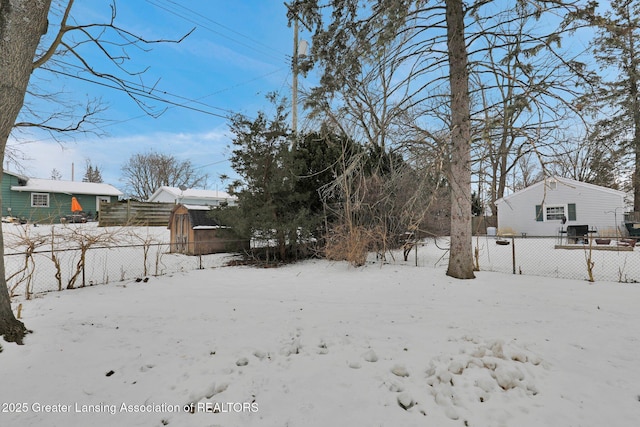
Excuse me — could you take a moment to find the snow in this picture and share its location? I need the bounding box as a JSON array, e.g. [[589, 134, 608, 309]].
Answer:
[[148, 186, 236, 204], [1, 246, 640, 426], [183, 204, 214, 211], [10, 177, 122, 196]]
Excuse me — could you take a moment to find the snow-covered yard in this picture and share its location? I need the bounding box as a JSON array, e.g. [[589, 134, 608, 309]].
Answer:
[[1, 259, 639, 426]]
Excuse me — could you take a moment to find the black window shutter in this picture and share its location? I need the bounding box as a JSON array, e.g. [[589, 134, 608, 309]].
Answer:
[[535, 205, 543, 221], [568, 203, 576, 221]]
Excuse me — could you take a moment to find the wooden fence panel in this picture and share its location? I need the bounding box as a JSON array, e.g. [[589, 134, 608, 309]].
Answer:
[[98, 201, 175, 227]]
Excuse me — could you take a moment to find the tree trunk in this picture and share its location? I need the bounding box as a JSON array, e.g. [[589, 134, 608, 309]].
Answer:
[[630, 36, 640, 213], [0, 0, 53, 345], [445, 0, 475, 279]]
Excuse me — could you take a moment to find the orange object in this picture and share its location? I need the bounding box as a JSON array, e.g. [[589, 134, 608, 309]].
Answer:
[[71, 197, 83, 213]]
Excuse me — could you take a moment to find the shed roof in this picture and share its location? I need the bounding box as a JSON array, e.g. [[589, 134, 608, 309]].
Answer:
[[169, 204, 222, 229], [187, 207, 222, 228]]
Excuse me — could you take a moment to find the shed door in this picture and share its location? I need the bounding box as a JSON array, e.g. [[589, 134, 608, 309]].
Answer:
[[176, 214, 189, 253]]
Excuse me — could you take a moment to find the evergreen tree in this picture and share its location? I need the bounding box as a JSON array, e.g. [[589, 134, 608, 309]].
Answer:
[[225, 97, 312, 261], [586, 0, 640, 209], [471, 191, 483, 217], [222, 98, 357, 262], [50, 168, 62, 180], [82, 161, 104, 183]]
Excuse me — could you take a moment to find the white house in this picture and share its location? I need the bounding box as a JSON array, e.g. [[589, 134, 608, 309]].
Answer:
[[495, 177, 628, 236], [147, 186, 237, 207]]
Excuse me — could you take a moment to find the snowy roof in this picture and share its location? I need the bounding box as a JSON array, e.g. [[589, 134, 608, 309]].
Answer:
[[4, 170, 28, 182], [11, 178, 123, 196], [148, 186, 236, 202], [495, 176, 626, 205], [182, 204, 212, 211]]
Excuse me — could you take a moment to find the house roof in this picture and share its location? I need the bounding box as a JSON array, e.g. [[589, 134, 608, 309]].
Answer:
[[11, 178, 123, 197], [4, 170, 28, 182], [495, 176, 626, 205], [148, 186, 235, 203]]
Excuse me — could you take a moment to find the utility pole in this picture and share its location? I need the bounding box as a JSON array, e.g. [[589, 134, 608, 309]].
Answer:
[[287, 2, 309, 149], [292, 17, 299, 137]]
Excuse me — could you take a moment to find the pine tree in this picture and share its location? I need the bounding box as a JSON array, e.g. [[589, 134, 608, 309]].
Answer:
[[50, 168, 62, 180], [226, 98, 309, 261], [588, 0, 640, 210], [82, 161, 103, 183], [223, 97, 352, 262]]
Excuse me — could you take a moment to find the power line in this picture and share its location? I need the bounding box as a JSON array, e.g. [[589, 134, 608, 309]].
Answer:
[[164, 0, 287, 57], [44, 67, 232, 119], [13, 64, 281, 146], [145, 0, 289, 65], [46, 57, 287, 117], [48, 59, 235, 114]]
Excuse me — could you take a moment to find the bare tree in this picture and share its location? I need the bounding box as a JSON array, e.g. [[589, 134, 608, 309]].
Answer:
[[294, 0, 591, 278], [469, 2, 595, 217], [0, 0, 190, 347], [302, 35, 445, 264], [121, 151, 208, 200]]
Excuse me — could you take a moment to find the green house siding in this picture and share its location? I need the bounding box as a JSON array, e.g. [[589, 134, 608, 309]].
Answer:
[[1, 172, 117, 223], [3, 191, 32, 219], [10, 193, 113, 223], [2, 172, 29, 218]]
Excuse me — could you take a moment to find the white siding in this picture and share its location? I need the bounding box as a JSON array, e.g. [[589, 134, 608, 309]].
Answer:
[[495, 178, 626, 236], [148, 188, 237, 206]]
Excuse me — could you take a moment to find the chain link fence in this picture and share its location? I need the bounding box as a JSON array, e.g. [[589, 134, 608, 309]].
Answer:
[[394, 234, 640, 283], [6, 225, 640, 301], [4, 240, 240, 299]]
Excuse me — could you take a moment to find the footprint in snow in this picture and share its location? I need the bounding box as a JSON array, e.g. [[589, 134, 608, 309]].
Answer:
[[362, 349, 378, 362], [391, 364, 409, 377]]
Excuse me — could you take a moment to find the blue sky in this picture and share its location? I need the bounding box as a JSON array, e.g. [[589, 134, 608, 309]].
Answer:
[[8, 1, 310, 192]]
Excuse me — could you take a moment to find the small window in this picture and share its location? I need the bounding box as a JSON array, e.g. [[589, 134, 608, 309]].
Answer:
[[96, 196, 110, 211], [548, 180, 557, 190], [31, 193, 50, 207], [545, 205, 565, 221]]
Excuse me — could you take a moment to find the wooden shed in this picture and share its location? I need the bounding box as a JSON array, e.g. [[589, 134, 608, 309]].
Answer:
[[168, 204, 248, 255]]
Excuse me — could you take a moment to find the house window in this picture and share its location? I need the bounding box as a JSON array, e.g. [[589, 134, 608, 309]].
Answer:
[[96, 196, 110, 211], [31, 193, 49, 208], [536, 203, 576, 222], [545, 205, 565, 221]]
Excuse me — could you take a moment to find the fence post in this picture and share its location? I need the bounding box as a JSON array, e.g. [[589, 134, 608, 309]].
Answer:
[[511, 235, 516, 274]]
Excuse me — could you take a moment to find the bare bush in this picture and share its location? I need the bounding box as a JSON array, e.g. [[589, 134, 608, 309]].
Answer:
[[62, 226, 125, 289], [4, 226, 49, 299], [324, 224, 374, 267]]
